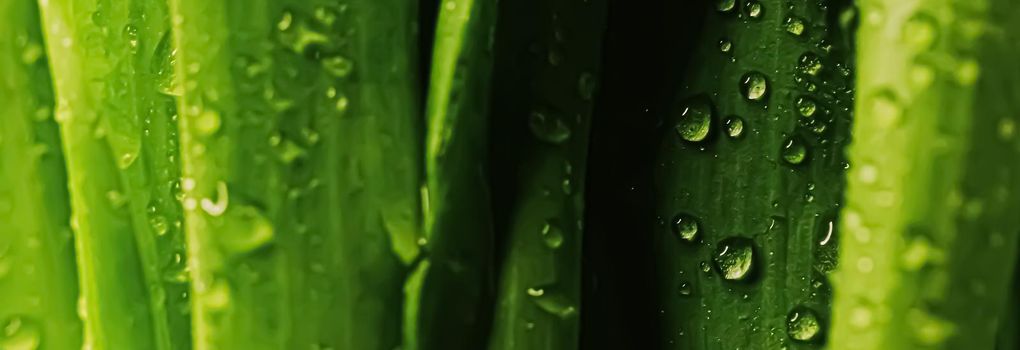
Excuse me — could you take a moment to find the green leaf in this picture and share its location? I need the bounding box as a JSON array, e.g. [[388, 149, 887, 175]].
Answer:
[[831, 0, 1020, 349], [485, 0, 608, 348], [37, 0, 190, 348], [652, 0, 854, 348], [0, 0, 81, 348], [169, 0, 422, 349], [404, 0, 499, 348]]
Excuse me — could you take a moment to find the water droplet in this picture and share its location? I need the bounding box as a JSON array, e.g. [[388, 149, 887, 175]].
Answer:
[[577, 72, 596, 100], [530, 292, 578, 319], [671, 213, 700, 243], [217, 205, 275, 254], [796, 96, 817, 117], [1, 316, 40, 350], [106, 190, 127, 208], [21, 43, 43, 64], [739, 71, 768, 102], [195, 109, 221, 136], [784, 17, 805, 36], [528, 109, 572, 144], [322, 55, 354, 77], [718, 38, 733, 53], [123, 24, 139, 50], [744, 1, 763, 19], [902, 13, 938, 50], [781, 137, 807, 165], [202, 280, 232, 311], [798, 53, 823, 76], [712, 237, 755, 281], [150, 215, 169, 236], [541, 220, 565, 249], [200, 181, 229, 216], [674, 97, 714, 142], [868, 89, 902, 127], [678, 280, 693, 297], [955, 59, 979, 86], [277, 11, 294, 31], [723, 116, 745, 138], [786, 306, 822, 342], [716, 0, 736, 13]]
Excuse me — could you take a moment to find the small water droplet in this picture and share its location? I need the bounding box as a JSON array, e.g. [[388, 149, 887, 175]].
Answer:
[[106, 190, 127, 208], [200, 181, 229, 216], [781, 137, 807, 165], [322, 56, 354, 77], [678, 280, 693, 297], [541, 220, 565, 249], [718, 38, 732, 53], [674, 97, 714, 142], [723, 116, 745, 138], [796, 96, 817, 117], [577, 72, 597, 100], [784, 16, 805, 36], [529, 109, 572, 144], [869, 89, 902, 127], [195, 109, 221, 136], [798, 53, 823, 76], [671, 213, 700, 243], [530, 291, 578, 319], [902, 13, 939, 50], [277, 11, 294, 31], [716, 0, 736, 13], [217, 205, 275, 254], [740, 71, 768, 102], [124, 24, 139, 49], [712, 237, 755, 281], [744, 1, 763, 19], [786, 306, 822, 342]]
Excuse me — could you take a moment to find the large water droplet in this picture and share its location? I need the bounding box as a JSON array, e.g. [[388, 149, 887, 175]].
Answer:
[[786, 305, 822, 342], [671, 213, 700, 243], [781, 137, 807, 165], [1, 316, 40, 350], [217, 205, 275, 254], [739, 71, 768, 102], [528, 109, 572, 144], [674, 97, 714, 142], [712, 237, 755, 280], [541, 220, 565, 249], [784, 16, 806, 36]]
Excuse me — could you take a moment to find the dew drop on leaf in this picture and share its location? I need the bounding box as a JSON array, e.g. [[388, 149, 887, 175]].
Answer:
[[1, 316, 40, 350], [674, 97, 713, 142], [723, 116, 745, 138], [781, 136, 807, 165], [784, 16, 806, 36], [712, 237, 755, 280], [671, 213, 700, 243], [540, 220, 564, 249], [743, 1, 763, 19], [528, 109, 572, 144], [786, 305, 822, 342], [796, 96, 817, 118], [740, 71, 768, 102], [716, 0, 736, 13]]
